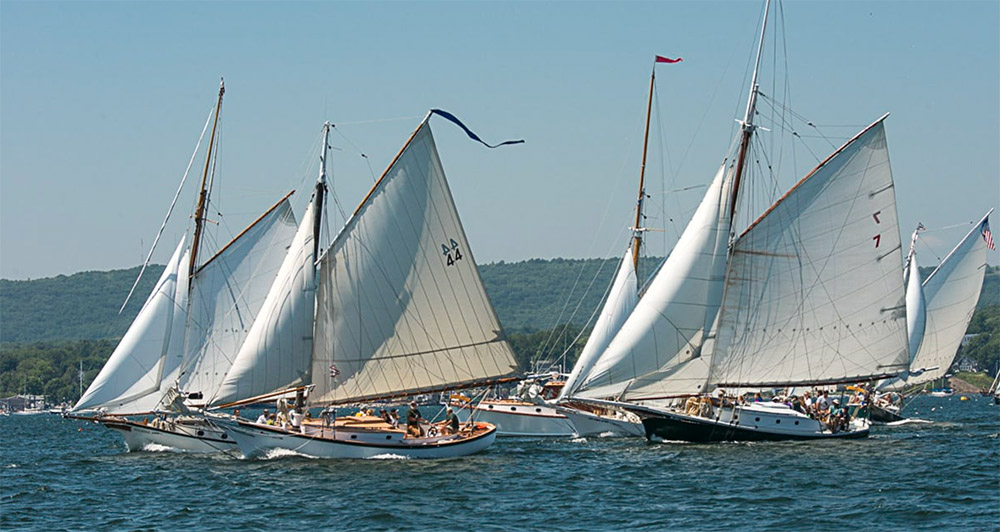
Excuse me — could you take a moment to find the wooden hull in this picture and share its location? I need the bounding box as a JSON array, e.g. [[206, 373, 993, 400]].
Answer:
[[101, 417, 237, 453], [226, 419, 498, 459], [557, 405, 644, 437], [453, 400, 576, 437]]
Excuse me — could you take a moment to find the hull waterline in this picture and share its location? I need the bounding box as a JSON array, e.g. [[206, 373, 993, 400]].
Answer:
[[101, 418, 238, 453], [453, 400, 576, 437]]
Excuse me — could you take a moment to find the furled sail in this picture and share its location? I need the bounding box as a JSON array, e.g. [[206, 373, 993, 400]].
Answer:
[[212, 198, 319, 405], [896, 210, 992, 388], [559, 247, 638, 399], [179, 198, 298, 401], [573, 163, 733, 399], [707, 117, 910, 389], [878, 241, 927, 390], [74, 238, 190, 413], [310, 121, 518, 405]]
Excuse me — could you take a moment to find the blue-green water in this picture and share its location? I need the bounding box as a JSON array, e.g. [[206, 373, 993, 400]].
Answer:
[[2, 395, 998, 531]]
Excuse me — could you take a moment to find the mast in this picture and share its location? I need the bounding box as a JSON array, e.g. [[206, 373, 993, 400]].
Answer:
[[313, 122, 330, 257], [904, 223, 923, 279], [632, 63, 656, 272], [189, 78, 226, 276], [728, 0, 771, 224]]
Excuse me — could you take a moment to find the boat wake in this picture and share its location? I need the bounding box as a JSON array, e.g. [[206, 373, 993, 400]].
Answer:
[[366, 453, 410, 460], [139, 443, 183, 453], [570, 437, 588, 443], [886, 418, 932, 426], [259, 448, 315, 460]]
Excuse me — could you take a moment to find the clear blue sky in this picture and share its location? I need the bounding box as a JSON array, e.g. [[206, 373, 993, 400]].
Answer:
[[2, 0, 998, 280]]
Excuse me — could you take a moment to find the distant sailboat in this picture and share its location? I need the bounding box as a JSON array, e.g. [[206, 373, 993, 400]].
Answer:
[[217, 111, 523, 459], [873, 211, 995, 420], [575, 0, 912, 442], [70, 80, 299, 452]]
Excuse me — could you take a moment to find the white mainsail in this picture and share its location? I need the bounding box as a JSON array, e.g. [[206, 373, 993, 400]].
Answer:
[[559, 248, 638, 399], [179, 199, 298, 402], [74, 239, 190, 414], [572, 164, 733, 399], [707, 117, 910, 389], [310, 120, 519, 405], [895, 210, 992, 388]]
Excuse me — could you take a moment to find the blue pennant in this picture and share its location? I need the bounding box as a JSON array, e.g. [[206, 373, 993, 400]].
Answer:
[[430, 109, 524, 149]]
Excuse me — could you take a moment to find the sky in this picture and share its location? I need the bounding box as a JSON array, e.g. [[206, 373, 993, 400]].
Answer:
[[1, 0, 998, 280]]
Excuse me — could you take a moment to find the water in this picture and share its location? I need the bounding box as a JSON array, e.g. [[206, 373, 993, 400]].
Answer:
[[2, 395, 997, 531]]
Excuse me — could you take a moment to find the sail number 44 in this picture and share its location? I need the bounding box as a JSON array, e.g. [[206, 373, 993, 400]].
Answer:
[[442, 239, 463, 266]]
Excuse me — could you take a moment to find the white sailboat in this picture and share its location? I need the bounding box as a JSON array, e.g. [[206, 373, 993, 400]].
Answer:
[[574, 0, 912, 442], [70, 80, 299, 452], [219, 111, 523, 459], [873, 211, 995, 419]]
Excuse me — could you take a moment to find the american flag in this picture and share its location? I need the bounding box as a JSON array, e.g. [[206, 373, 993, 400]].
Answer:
[[983, 220, 995, 251], [329, 364, 340, 378]]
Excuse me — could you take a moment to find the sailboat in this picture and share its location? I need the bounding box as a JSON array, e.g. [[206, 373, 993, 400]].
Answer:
[[872, 212, 995, 420], [572, 0, 912, 442], [216, 111, 523, 459], [69, 80, 299, 452]]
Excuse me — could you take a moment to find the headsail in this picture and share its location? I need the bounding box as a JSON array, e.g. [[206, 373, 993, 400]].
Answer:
[[74, 238, 190, 413], [573, 163, 733, 399], [309, 119, 519, 405], [894, 210, 992, 388], [707, 117, 910, 389], [559, 247, 639, 399], [179, 198, 298, 402]]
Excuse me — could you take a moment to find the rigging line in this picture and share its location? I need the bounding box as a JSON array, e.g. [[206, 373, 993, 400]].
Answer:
[[330, 115, 423, 126], [119, 106, 215, 314], [331, 124, 378, 182]]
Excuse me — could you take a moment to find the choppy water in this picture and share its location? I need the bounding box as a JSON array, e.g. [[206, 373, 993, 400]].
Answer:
[[2, 395, 998, 531]]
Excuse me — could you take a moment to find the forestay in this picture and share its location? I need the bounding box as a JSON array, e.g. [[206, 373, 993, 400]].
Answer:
[[899, 211, 991, 388], [212, 199, 320, 405], [74, 239, 190, 414], [574, 163, 733, 399], [559, 248, 638, 399], [310, 122, 518, 405], [707, 118, 910, 389], [179, 199, 298, 401]]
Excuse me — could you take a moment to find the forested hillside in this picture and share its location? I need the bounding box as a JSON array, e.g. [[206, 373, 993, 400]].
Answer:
[[1, 262, 997, 401]]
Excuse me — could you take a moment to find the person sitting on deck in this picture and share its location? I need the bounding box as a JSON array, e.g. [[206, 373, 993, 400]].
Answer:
[[828, 399, 848, 433], [406, 401, 424, 437], [255, 409, 270, 424], [441, 407, 460, 435], [388, 409, 400, 428], [380, 408, 392, 425]]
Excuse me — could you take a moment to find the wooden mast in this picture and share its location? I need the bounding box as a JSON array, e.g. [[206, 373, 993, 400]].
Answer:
[[728, 0, 770, 224], [313, 122, 330, 258], [632, 63, 657, 273], [189, 78, 226, 277]]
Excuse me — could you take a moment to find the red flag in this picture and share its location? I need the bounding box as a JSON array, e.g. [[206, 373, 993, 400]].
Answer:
[[655, 56, 683, 63]]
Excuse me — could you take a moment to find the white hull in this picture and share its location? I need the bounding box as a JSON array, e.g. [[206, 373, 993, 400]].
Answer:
[[558, 406, 644, 437], [226, 420, 497, 459], [102, 418, 237, 453], [453, 400, 576, 437]]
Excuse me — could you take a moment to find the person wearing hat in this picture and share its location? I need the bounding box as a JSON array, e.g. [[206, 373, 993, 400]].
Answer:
[[405, 401, 424, 437], [255, 409, 270, 424]]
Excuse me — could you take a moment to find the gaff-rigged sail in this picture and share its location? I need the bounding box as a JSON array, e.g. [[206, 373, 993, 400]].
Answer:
[[310, 120, 518, 405], [707, 117, 910, 389], [179, 198, 298, 402], [573, 163, 733, 400], [558, 247, 638, 400], [891, 210, 993, 389], [73, 238, 190, 414]]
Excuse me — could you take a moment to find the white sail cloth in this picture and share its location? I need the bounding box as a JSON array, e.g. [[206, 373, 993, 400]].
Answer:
[[74, 238, 190, 413], [213, 199, 319, 405], [707, 118, 910, 388], [558, 248, 638, 399], [179, 199, 298, 401], [310, 122, 518, 405], [574, 163, 733, 399], [904, 251, 927, 367], [896, 211, 991, 388]]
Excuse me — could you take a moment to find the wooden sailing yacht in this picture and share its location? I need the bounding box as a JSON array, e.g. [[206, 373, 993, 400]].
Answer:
[[70, 80, 299, 452], [217, 111, 523, 459], [872, 211, 995, 421], [573, 0, 914, 442]]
